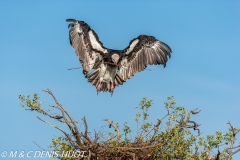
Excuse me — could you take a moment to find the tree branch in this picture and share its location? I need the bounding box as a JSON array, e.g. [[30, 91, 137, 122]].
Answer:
[[103, 119, 121, 142], [42, 89, 82, 145], [37, 116, 79, 149], [81, 116, 93, 144]]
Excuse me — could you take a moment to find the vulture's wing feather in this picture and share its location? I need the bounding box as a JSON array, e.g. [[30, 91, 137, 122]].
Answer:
[[119, 35, 171, 80], [67, 19, 108, 74]]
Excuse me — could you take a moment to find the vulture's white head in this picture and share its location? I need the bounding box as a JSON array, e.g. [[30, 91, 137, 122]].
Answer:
[[111, 54, 120, 65]]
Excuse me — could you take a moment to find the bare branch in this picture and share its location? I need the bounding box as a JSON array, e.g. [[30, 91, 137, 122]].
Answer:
[[190, 108, 201, 115], [227, 121, 239, 156], [32, 141, 47, 151], [103, 119, 121, 142], [82, 116, 88, 139], [22, 101, 65, 123], [37, 116, 79, 149], [177, 108, 201, 136], [42, 88, 82, 145], [148, 119, 162, 143], [82, 116, 93, 144], [231, 148, 240, 156]]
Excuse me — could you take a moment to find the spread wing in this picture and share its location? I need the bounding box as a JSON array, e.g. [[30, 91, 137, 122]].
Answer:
[[119, 35, 171, 80], [67, 19, 108, 74]]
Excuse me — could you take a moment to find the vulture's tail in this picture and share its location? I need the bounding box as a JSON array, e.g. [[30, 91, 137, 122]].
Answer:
[[86, 69, 111, 93], [114, 73, 125, 86], [86, 69, 100, 87], [86, 70, 125, 94]]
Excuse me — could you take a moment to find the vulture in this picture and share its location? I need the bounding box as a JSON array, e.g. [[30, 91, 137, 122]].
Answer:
[[67, 19, 172, 95]]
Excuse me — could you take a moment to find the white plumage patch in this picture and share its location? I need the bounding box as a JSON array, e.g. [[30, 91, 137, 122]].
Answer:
[[125, 39, 139, 55], [75, 22, 82, 33], [88, 30, 108, 53], [87, 51, 97, 70]]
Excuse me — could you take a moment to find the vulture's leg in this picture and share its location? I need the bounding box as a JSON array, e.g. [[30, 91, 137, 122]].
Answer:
[[110, 82, 114, 92], [97, 82, 102, 90], [97, 77, 104, 91]]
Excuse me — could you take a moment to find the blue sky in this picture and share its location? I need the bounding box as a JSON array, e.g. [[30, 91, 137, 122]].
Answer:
[[0, 1, 239, 159]]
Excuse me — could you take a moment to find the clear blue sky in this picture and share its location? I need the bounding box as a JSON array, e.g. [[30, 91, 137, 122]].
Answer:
[[0, 1, 239, 159]]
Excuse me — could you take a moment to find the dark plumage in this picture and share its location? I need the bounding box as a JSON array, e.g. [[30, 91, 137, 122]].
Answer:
[[66, 19, 172, 95]]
